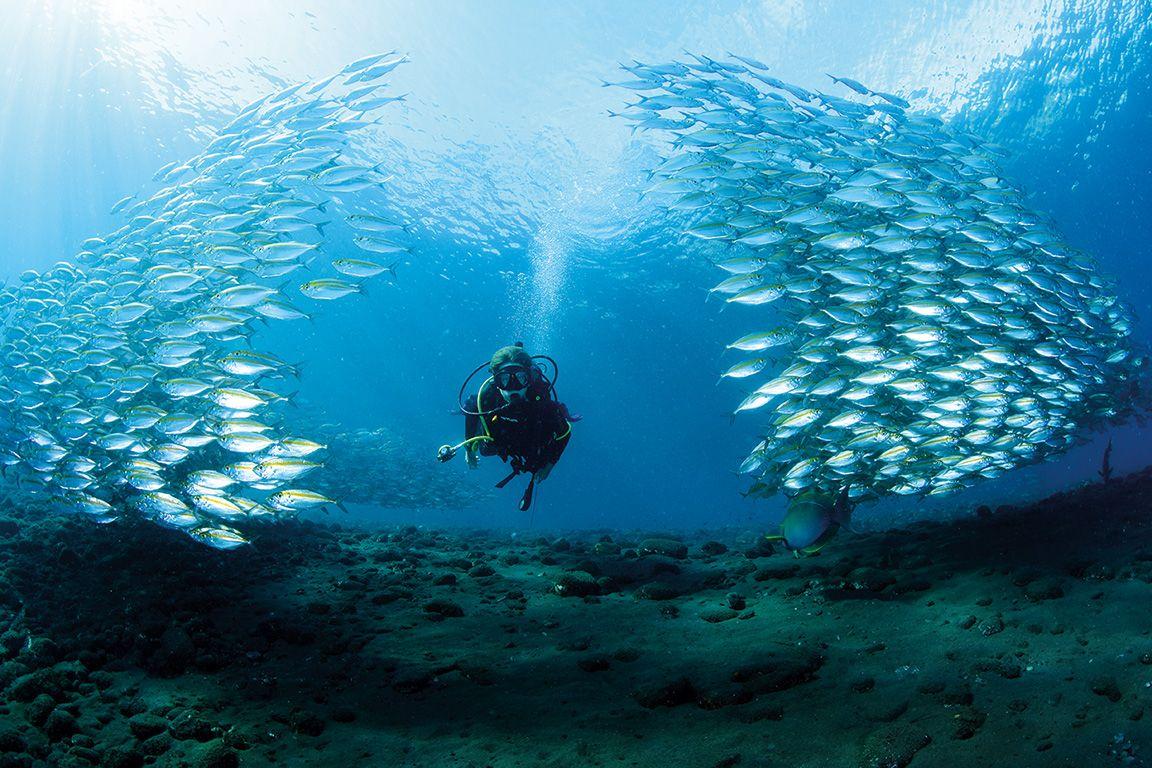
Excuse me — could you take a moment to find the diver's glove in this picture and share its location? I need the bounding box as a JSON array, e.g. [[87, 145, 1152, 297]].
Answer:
[[465, 447, 479, 469]]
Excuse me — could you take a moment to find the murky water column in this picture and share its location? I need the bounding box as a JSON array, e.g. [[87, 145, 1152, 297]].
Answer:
[[511, 217, 569, 351]]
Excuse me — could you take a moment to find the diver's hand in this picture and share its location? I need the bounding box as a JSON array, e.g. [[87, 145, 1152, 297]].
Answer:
[[466, 449, 479, 469]]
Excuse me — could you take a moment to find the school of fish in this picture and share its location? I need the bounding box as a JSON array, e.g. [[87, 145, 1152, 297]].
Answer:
[[611, 54, 1149, 504], [0, 53, 413, 549]]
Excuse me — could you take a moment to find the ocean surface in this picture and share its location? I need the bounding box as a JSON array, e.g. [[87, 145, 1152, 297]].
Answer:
[[0, 2, 1150, 766]]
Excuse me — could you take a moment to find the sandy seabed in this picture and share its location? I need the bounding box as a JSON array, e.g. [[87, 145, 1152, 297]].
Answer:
[[1, 471, 1151, 767]]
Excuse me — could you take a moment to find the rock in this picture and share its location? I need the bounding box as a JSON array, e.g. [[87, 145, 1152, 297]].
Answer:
[[726, 593, 746, 610], [0, 660, 28, 690], [847, 567, 895, 592], [1085, 563, 1115, 581], [392, 668, 434, 694], [736, 704, 784, 723], [43, 708, 79, 741], [858, 725, 931, 768], [743, 538, 776, 559], [148, 627, 196, 676], [970, 659, 1021, 680], [977, 616, 1004, 636], [699, 609, 738, 624], [940, 683, 974, 706], [468, 564, 495, 578], [24, 694, 55, 727], [330, 707, 357, 723], [0, 631, 24, 660], [633, 677, 697, 708], [577, 656, 611, 673], [432, 573, 457, 586], [696, 683, 753, 710], [456, 658, 495, 685], [571, 559, 602, 577], [1024, 580, 1065, 602], [99, 747, 145, 768], [128, 713, 168, 740], [866, 700, 909, 723], [850, 676, 875, 693], [1091, 676, 1122, 703], [753, 564, 799, 581], [558, 636, 593, 652], [370, 547, 405, 563], [0, 725, 26, 753], [138, 732, 173, 757], [700, 541, 728, 556], [369, 589, 411, 606], [635, 582, 680, 601], [951, 708, 986, 740], [638, 538, 688, 560], [89, 672, 114, 690], [1011, 568, 1041, 587], [613, 648, 641, 662], [916, 679, 945, 695], [731, 653, 824, 694], [892, 579, 932, 595], [290, 711, 326, 737], [554, 571, 600, 598], [221, 728, 250, 751], [422, 599, 464, 618], [118, 697, 148, 717], [187, 740, 239, 768], [169, 712, 215, 742], [7, 666, 72, 702]]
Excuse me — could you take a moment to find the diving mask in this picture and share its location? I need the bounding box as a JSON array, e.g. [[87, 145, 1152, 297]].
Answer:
[[494, 366, 531, 391]]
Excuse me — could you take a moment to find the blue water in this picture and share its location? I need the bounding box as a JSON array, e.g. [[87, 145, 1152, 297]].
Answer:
[[2, 0, 1150, 531]]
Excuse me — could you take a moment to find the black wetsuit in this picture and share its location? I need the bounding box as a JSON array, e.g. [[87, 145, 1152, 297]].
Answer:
[[464, 380, 570, 477]]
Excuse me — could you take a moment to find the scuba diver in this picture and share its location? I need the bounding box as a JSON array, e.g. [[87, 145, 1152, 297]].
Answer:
[[437, 343, 574, 511]]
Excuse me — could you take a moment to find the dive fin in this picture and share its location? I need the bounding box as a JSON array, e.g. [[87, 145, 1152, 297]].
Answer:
[[519, 476, 536, 512]]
